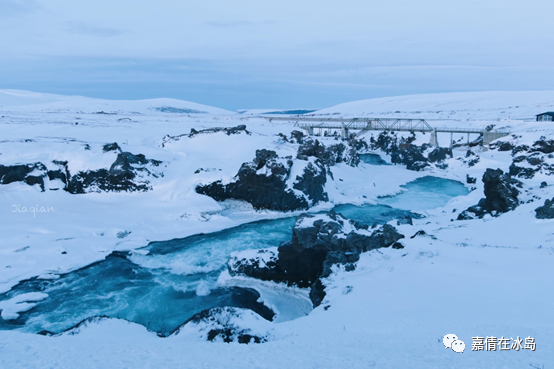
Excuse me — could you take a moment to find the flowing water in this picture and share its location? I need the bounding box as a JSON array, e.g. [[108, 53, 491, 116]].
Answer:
[[0, 176, 469, 335], [359, 153, 390, 165]]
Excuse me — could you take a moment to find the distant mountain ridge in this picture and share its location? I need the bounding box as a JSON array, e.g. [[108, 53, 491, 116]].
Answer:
[[0, 89, 233, 115]]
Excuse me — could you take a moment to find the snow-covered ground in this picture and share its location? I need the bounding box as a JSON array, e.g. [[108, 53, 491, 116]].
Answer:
[[1, 90, 553, 368]]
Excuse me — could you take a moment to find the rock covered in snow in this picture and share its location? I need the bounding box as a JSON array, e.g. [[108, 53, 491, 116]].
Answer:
[[196, 136, 371, 211], [368, 131, 452, 171], [296, 137, 360, 167], [228, 210, 404, 305], [174, 307, 272, 344], [0, 162, 49, 191], [67, 151, 163, 194], [276, 130, 306, 144], [0, 147, 162, 193], [196, 149, 312, 211], [535, 197, 554, 219], [196, 147, 331, 211], [160, 125, 251, 147], [189, 124, 250, 138], [458, 168, 522, 219], [508, 138, 554, 179], [102, 142, 122, 152]]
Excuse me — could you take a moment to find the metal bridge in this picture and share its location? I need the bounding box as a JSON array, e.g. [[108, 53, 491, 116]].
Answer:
[[264, 116, 509, 147]]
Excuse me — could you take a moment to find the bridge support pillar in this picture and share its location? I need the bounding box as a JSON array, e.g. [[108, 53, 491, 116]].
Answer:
[[450, 132, 453, 148], [341, 127, 349, 138], [430, 129, 438, 147], [483, 131, 509, 146], [308, 127, 314, 135]]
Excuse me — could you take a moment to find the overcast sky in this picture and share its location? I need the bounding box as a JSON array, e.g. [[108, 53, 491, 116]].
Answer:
[[1, 0, 553, 109]]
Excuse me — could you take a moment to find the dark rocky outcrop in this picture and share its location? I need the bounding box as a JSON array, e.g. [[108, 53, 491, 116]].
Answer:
[[369, 131, 452, 171], [102, 142, 121, 152], [161, 125, 251, 147], [67, 152, 162, 194], [228, 210, 404, 306], [196, 140, 348, 211], [196, 135, 368, 211], [297, 138, 360, 167], [535, 197, 554, 219], [292, 161, 328, 205], [277, 130, 306, 144], [189, 125, 250, 138], [458, 168, 521, 220], [427, 147, 452, 163], [196, 150, 310, 211], [530, 139, 554, 154], [458, 150, 480, 168], [490, 140, 515, 152], [0, 163, 47, 191], [0, 144, 162, 194], [508, 139, 554, 179]]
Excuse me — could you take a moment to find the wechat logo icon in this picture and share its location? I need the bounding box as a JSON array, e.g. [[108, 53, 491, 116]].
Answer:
[[443, 334, 465, 353]]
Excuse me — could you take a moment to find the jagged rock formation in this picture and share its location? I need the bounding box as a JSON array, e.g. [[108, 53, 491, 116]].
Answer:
[[296, 137, 361, 167], [196, 149, 314, 211], [161, 125, 250, 147], [535, 197, 554, 219], [458, 168, 522, 220], [0, 145, 162, 193], [277, 130, 306, 144], [189, 125, 250, 138], [67, 152, 162, 194], [102, 142, 122, 152], [509, 138, 554, 179], [196, 136, 368, 211], [0, 162, 49, 191], [457, 150, 480, 168], [368, 131, 452, 171], [228, 210, 404, 306]]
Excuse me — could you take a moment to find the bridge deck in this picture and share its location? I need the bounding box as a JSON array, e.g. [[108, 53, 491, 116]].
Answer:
[[264, 116, 506, 135]]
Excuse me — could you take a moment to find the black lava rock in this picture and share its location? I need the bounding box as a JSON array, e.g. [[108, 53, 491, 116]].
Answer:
[[197, 147, 334, 211], [369, 131, 451, 172], [458, 168, 521, 219], [228, 211, 404, 305], [102, 142, 122, 152], [535, 198, 554, 219], [508, 139, 554, 179], [292, 161, 329, 205], [297, 138, 360, 167], [189, 125, 250, 138], [66, 152, 161, 194], [197, 150, 309, 211], [428, 147, 453, 163], [290, 130, 305, 144], [0, 163, 47, 191]]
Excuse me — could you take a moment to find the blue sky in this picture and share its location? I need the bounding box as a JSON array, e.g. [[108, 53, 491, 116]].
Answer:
[[1, 0, 553, 110]]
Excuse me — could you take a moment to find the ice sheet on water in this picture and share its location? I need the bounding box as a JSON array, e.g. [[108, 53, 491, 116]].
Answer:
[[0, 292, 48, 320]]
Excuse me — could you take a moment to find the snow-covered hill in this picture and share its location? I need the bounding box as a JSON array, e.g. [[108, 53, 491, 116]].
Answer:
[[0, 89, 233, 115], [312, 90, 554, 121]]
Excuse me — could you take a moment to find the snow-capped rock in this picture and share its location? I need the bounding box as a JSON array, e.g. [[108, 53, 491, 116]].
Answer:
[[458, 168, 522, 219], [228, 210, 404, 306]]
